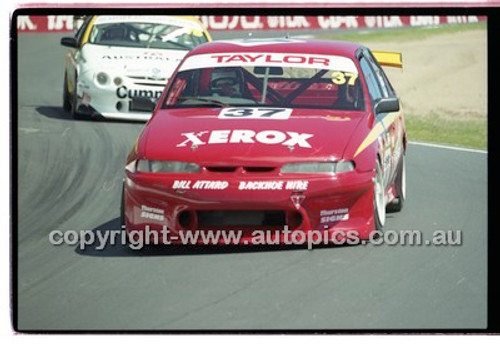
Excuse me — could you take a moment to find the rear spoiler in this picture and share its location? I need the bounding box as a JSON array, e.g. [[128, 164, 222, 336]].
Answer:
[[372, 50, 403, 69]]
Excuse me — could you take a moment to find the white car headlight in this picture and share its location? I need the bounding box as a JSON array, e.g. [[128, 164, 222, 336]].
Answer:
[[96, 72, 109, 86], [113, 77, 123, 86], [280, 161, 355, 174], [136, 160, 201, 173]]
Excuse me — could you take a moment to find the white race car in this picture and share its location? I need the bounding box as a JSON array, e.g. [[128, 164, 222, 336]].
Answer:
[[60, 15, 212, 121]]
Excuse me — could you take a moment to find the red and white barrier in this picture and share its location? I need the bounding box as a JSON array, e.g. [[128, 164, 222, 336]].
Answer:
[[17, 15, 76, 33], [198, 15, 486, 31], [16, 15, 486, 33]]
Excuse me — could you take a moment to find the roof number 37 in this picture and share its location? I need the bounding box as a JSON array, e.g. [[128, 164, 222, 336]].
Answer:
[[219, 108, 292, 120], [331, 71, 359, 86]]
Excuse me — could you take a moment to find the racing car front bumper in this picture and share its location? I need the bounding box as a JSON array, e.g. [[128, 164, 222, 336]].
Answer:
[[123, 169, 377, 245], [76, 73, 165, 121]]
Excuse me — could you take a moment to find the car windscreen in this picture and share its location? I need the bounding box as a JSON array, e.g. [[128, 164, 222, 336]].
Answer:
[[88, 22, 208, 50], [162, 54, 365, 111]]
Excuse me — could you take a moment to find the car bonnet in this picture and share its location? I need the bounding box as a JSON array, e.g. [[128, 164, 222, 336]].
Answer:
[[139, 107, 367, 166]]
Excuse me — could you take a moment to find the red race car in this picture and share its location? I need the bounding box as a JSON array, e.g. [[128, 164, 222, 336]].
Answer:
[[122, 38, 406, 246]]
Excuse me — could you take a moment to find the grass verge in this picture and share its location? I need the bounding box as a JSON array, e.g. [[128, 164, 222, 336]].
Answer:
[[405, 113, 487, 150], [317, 21, 486, 43]]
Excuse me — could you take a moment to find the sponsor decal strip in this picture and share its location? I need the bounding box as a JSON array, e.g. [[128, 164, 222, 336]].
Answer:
[[179, 53, 358, 73], [172, 180, 309, 191], [176, 130, 313, 148], [353, 111, 401, 158], [101, 53, 182, 61], [140, 205, 165, 221], [116, 86, 163, 100], [320, 208, 350, 223], [239, 180, 309, 191], [173, 180, 229, 190], [94, 15, 202, 28]]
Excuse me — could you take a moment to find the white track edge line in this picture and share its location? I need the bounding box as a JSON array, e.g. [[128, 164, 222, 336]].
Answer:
[[409, 141, 487, 154]]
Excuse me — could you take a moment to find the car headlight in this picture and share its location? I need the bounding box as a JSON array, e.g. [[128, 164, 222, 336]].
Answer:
[[280, 161, 355, 174], [96, 72, 109, 86], [136, 160, 201, 173], [335, 161, 356, 173]]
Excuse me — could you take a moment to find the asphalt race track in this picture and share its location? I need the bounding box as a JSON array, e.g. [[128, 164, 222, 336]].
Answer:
[[15, 33, 487, 331]]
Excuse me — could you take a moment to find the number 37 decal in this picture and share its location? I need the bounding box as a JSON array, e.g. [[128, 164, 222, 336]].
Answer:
[[218, 108, 292, 120], [331, 71, 359, 86]]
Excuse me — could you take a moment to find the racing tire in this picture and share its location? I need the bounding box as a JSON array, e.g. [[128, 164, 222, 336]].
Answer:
[[70, 74, 84, 120], [373, 159, 386, 231], [62, 73, 71, 112], [387, 154, 406, 213], [71, 87, 80, 119]]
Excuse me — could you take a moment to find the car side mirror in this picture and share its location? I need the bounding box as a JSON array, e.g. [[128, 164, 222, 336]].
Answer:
[[374, 97, 400, 114], [60, 37, 78, 48], [131, 96, 157, 112]]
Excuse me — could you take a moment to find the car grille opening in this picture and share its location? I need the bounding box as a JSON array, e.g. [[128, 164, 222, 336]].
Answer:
[[127, 75, 167, 82], [133, 82, 166, 87], [196, 210, 287, 228], [204, 166, 276, 173], [244, 166, 275, 173], [178, 211, 193, 229], [205, 166, 238, 173], [287, 211, 303, 230]]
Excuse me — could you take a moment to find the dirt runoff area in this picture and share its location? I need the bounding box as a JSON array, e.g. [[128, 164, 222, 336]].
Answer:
[[364, 28, 487, 120]]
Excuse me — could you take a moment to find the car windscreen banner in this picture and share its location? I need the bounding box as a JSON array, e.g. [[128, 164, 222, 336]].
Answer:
[[178, 52, 358, 73]]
